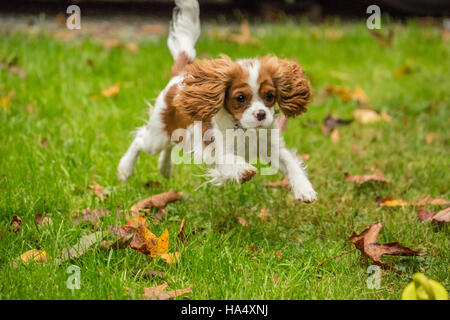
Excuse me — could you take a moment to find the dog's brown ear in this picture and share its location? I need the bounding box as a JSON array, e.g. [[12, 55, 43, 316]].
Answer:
[[262, 56, 313, 117], [173, 55, 237, 121]]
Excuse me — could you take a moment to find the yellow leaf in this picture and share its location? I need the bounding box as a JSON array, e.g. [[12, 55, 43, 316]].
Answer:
[[159, 252, 180, 264], [19, 249, 48, 264], [380, 199, 409, 207], [101, 83, 120, 98], [156, 229, 169, 254]]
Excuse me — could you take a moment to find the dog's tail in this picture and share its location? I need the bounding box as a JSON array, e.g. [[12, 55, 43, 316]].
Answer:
[[168, 0, 200, 77]]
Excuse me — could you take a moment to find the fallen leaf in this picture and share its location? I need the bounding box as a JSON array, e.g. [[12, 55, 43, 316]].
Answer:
[[159, 252, 180, 264], [238, 217, 248, 227], [130, 189, 180, 217], [432, 208, 450, 223], [273, 274, 279, 283], [259, 207, 269, 222], [354, 108, 392, 123], [369, 29, 394, 47], [177, 217, 186, 242], [143, 180, 162, 189], [35, 214, 53, 227], [125, 42, 139, 53], [141, 283, 192, 300], [16, 249, 47, 266], [331, 129, 340, 143], [395, 63, 413, 79], [8, 215, 22, 232], [127, 217, 148, 228], [418, 207, 450, 224], [273, 250, 283, 259], [426, 133, 437, 143], [349, 222, 426, 273], [100, 225, 137, 250], [103, 39, 121, 48], [415, 196, 450, 206], [91, 83, 120, 100], [325, 85, 368, 105], [325, 28, 344, 39], [344, 166, 389, 185], [321, 114, 352, 134], [263, 176, 290, 188], [88, 179, 106, 200], [378, 198, 409, 207]]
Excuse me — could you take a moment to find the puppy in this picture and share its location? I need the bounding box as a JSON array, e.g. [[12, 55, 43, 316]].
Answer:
[[118, 0, 317, 203]]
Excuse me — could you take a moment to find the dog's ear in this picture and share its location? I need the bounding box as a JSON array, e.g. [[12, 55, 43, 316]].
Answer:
[[262, 56, 313, 117], [173, 55, 237, 121]]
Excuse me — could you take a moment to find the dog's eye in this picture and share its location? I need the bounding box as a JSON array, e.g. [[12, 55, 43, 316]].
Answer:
[[236, 94, 246, 103], [265, 92, 275, 102]]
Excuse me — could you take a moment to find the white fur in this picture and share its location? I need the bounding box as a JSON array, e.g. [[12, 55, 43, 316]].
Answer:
[[167, 0, 200, 61]]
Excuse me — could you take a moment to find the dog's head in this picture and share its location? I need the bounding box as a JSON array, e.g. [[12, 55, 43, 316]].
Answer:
[[173, 55, 313, 129]]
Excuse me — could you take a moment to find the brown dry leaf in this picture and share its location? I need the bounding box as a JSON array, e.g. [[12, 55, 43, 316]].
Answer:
[[415, 195, 450, 206], [8, 215, 22, 232], [369, 29, 394, 47], [263, 176, 290, 188], [143, 180, 162, 189], [130, 189, 180, 217], [177, 217, 186, 242], [218, 21, 259, 46], [88, 179, 106, 200], [17, 249, 48, 265], [238, 217, 248, 227], [325, 28, 344, 39], [125, 42, 139, 53], [431, 207, 450, 223], [325, 85, 368, 106], [101, 83, 120, 98], [344, 166, 389, 185], [259, 207, 269, 222], [426, 133, 437, 143], [35, 214, 53, 227], [273, 274, 279, 283], [0, 57, 27, 79], [321, 114, 352, 134], [331, 129, 340, 143], [349, 222, 426, 273], [418, 207, 450, 224], [103, 39, 121, 48], [141, 283, 192, 300], [354, 109, 392, 123], [0, 96, 11, 110], [273, 250, 283, 259], [101, 225, 137, 250]]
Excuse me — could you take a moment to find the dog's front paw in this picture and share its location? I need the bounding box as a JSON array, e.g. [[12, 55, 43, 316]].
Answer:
[[294, 186, 317, 203], [117, 156, 135, 182], [237, 165, 257, 184]]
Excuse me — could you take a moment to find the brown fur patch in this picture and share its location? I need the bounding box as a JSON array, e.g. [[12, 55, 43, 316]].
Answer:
[[173, 55, 245, 121], [171, 52, 192, 78], [224, 67, 251, 121], [259, 56, 313, 117]]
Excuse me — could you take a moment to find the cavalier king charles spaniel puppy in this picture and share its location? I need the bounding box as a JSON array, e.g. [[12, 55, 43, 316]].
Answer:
[[118, 0, 317, 203]]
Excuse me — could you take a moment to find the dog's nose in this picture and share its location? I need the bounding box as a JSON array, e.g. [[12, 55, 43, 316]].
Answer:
[[255, 110, 266, 121]]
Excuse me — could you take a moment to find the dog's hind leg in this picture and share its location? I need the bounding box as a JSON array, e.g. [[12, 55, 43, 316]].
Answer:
[[118, 124, 169, 182]]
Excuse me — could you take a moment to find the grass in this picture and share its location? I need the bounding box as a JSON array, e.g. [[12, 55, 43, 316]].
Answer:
[[0, 18, 449, 300]]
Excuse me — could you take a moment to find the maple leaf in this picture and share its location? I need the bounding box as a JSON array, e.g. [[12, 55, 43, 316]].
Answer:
[[349, 222, 426, 273], [177, 217, 186, 243], [344, 166, 389, 185], [130, 189, 181, 217], [238, 217, 248, 227], [369, 29, 394, 47], [140, 283, 192, 300]]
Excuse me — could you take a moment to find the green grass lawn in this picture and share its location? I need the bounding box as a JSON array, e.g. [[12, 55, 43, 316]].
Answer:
[[0, 19, 449, 300]]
